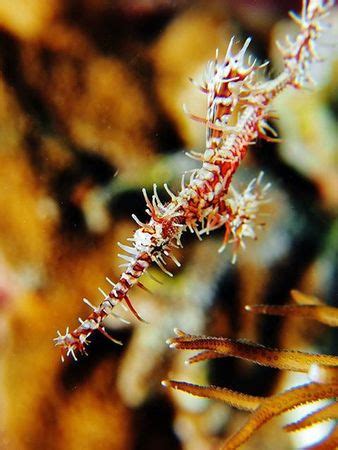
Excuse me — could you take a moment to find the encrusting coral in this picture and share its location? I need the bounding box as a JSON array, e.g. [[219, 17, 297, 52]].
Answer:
[[54, 0, 335, 363]]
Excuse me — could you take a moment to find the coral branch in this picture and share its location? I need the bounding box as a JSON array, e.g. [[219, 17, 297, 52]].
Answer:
[[221, 382, 338, 450], [245, 303, 338, 327], [162, 380, 263, 411], [284, 401, 338, 432], [167, 329, 338, 372], [291, 289, 323, 305]]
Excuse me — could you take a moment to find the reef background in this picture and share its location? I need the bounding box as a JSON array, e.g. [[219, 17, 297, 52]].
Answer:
[[0, 1, 336, 449]]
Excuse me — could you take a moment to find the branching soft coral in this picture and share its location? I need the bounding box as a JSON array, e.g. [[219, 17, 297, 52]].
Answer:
[[219, 376, 338, 450], [246, 289, 338, 327], [164, 298, 338, 449], [162, 378, 264, 412], [163, 326, 338, 450], [167, 329, 338, 372]]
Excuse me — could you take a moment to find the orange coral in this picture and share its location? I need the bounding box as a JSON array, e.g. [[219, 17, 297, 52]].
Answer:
[[164, 299, 338, 449], [167, 329, 338, 372], [284, 401, 338, 433], [246, 289, 338, 327]]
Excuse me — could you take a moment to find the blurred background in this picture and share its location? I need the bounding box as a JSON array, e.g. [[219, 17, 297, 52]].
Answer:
[[0, 1, 336, 449]]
